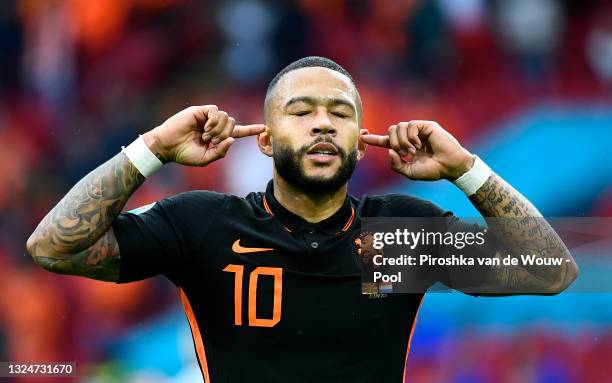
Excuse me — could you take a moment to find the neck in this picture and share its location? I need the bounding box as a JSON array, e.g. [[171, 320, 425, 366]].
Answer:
[[272, 172, 347, 223]]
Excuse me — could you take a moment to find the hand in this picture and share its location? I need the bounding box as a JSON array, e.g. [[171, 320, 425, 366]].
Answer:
[[360, 121, 474, 181], [142, 105, 266, 166]]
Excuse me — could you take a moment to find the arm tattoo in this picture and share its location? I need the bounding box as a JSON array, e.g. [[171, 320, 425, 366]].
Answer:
[[32, 229, 121, 282], [27, 153, 144, 282], [468, 173, 578, 294]]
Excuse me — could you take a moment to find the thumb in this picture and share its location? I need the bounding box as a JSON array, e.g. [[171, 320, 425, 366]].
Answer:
[[203, 137, 235, 165], [214, 136, 235, 157], [388, 149, 404, 172]]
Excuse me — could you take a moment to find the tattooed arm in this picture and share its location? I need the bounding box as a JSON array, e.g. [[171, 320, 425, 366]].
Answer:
[[361, 120, 579, 295], [26, 106, 265, 281], [469, 174, 579, 295], [26, 154, 143, 281]]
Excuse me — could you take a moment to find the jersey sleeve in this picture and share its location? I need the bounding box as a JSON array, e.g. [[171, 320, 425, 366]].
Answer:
[[393, 196, 498, 294], [112, 190, 227, 285], [432, 214, 499, 295], [372, 194, 497, 295]]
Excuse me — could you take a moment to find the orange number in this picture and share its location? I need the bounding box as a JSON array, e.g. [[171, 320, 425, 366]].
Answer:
[[248, 267, 283, 327], [223, 265, 283, 327], [223, 264, 244, 325]]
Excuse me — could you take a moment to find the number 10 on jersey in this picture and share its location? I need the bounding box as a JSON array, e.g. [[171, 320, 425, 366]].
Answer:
[[223, 265, 283, 327]]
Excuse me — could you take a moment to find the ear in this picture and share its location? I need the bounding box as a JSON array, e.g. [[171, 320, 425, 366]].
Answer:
[[257, 126, 273, 157], [357, 128, 368, 161]]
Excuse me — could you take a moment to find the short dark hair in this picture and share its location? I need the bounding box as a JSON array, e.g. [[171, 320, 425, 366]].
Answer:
[[266, 56, 357, 98], [264, 56, 362, 124]]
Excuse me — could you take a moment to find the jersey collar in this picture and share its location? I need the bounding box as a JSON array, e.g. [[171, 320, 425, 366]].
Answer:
[[263, 180, 355, 235]]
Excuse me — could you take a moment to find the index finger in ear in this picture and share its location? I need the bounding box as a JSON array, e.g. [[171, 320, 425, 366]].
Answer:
[[360, 134, 390, 148], [232, 124, 267, 138]]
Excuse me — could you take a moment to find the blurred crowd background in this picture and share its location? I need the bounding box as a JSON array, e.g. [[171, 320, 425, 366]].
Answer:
[[0, 0, 611, 382]]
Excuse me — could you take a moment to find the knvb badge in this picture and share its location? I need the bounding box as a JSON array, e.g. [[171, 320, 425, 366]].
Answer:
[[356, 233, 389, 298]]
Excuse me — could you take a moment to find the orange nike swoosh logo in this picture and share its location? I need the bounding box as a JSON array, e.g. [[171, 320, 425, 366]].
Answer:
[[232, 239, 274, 254]]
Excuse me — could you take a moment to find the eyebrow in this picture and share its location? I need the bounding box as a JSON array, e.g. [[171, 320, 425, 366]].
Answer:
[[284, 96, 356, 113]]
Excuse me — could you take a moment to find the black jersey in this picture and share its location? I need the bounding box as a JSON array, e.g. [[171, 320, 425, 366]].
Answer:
[[112, 181, 490, 383]]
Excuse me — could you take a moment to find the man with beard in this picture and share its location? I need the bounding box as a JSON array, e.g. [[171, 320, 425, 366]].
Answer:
[[27, 56, 577, 382]]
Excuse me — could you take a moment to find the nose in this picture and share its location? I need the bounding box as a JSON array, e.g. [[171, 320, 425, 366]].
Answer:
[[310, 111, 337, 137]]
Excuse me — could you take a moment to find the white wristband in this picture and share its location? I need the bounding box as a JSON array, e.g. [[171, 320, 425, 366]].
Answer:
[[121, 135, 163, 178], [452, 155, 492, 196]]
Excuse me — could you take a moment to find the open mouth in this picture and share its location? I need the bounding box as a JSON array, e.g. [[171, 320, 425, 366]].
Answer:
[[306, 142, 339, 165], [307, 142, 338, 156]]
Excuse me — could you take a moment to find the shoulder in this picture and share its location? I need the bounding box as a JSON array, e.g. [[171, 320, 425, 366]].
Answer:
[[164, 190, 268, 216], [355, 193, 451, 218], [133, 190, 237, 222], [159, 190, 231, 210]]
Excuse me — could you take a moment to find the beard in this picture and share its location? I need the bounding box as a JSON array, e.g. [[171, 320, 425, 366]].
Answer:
[[273, 137, 358, 194]]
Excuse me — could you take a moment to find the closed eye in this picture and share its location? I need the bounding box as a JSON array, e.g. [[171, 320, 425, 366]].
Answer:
[[292, 111, 310, 116], [332, 112, 348, 118]]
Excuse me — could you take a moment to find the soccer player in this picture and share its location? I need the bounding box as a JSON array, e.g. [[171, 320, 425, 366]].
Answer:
[[27, 56, 578, 382]]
